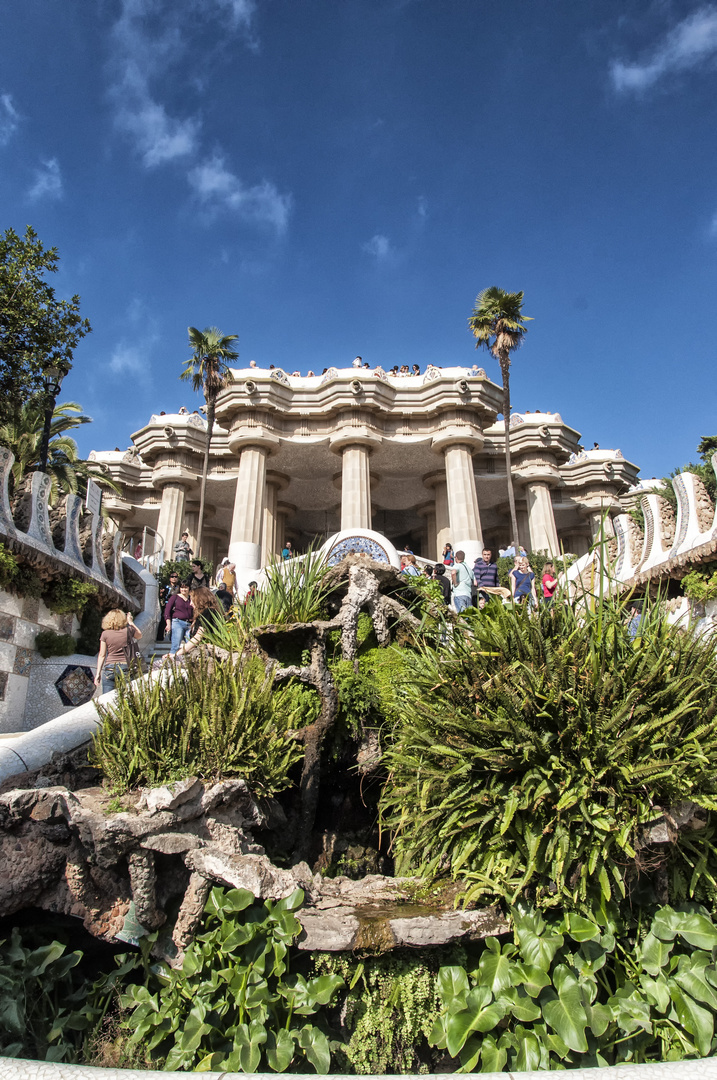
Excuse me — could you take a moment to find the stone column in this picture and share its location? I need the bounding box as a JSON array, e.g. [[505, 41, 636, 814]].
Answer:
[[587, 508, 616, 542], [228, 446, 268, 575], [262, 480, 278, 566], [340, 444, 372, 530], [526, 480, 560, 554], [434, 479, 450, 561], [443, 443, 483, 566], [156, 483, 188, 558]]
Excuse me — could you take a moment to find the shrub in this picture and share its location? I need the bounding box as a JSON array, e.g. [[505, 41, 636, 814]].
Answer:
[[118, 887, 344, 1073], [13, 563, 43, 598], [76, 598, 103, 655], [681, 566, 717, 604], [158, 557, 213, 586], [0, 541, 18, 588], [90, 654, 306, 793], [45, 577, 98, 616], [35, 629, 77, 658], [0, 928, 94, 1061], [380, 599, 717, 910]]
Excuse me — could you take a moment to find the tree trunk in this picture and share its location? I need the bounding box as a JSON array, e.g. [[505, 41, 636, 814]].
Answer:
[[196, 397, 214, 556], [500, 357, 520, 550]]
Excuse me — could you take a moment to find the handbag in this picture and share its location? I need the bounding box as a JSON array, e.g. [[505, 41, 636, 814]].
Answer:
[[124, 625, 143, 674]]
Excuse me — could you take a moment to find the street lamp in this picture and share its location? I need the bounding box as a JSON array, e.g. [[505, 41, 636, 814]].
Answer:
[[39, 365, 66, 472]]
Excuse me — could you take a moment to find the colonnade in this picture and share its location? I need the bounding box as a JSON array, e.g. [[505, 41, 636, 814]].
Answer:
[[155, 439, 567, 574]]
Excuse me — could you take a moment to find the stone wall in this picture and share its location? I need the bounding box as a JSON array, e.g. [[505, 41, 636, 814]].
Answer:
[[0, 589, 96, 735]]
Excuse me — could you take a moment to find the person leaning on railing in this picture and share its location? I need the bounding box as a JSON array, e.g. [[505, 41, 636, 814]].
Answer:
[[174, 588, 225, 659]]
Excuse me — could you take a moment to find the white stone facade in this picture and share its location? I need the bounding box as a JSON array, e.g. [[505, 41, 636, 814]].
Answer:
[[91, 366, 640, 577]]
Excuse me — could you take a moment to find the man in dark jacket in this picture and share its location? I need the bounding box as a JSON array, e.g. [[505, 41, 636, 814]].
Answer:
[[473, 548, 498, 606], [433, 563, 452, 605]]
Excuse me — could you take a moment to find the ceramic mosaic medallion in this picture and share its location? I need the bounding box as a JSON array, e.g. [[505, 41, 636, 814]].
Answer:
[[326, 535, 390, 566], [55, 664, 96, 707]]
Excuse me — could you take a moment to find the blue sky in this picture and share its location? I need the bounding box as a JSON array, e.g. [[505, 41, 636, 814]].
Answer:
[[1, 0, 716, 478]]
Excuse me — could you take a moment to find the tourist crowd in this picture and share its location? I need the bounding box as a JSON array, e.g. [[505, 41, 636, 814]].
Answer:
[[400, 543, 559, 613]]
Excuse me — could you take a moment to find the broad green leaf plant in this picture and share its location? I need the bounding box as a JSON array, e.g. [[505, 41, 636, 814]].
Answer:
[[430, 902, 717, 1070], [119, 887, 343, 1073]]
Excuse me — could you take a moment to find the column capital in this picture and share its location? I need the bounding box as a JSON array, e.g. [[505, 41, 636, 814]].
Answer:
[[151, 467, 196, 491], [265, 470, 290, 492], [423, 470, 449, 491], [227, 426, 280, 456], [431, 425, 484, 455], [513, 465, 561, 488], [329, 427, 382, 454]]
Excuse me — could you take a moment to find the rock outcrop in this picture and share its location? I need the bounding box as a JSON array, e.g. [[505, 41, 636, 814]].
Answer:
[[0, 775, 507, 959]]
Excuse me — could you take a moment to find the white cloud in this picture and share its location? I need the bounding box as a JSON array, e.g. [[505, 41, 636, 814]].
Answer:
[[109, 3, 200, 166], [211, 0, 256, 32], [27, 158, 63, 201], [611, 7, 717, 92], [362, 233, 394, 260], [109, 343, 145, 376], [0, 93, 19, 146], [188, 156, 292, 232]]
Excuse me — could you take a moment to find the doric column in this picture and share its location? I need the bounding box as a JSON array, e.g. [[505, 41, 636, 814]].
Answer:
[[156, 482, 189, 558], [525, 481, 560, 554], [340, 445, 372, 530], [423, 473, 451, 561], [262, 480, 278, 566], [261, 472, 289, 566], [228, 445, 268, 575], [329, 425, 381, 533], [430, 424, 484, 567], [226, 423, 280, 580]]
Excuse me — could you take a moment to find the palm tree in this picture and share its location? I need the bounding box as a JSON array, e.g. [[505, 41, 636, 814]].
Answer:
[[181, 326, 239, 555], [468, 287, 532, 550], [0, 398, 119, 503]]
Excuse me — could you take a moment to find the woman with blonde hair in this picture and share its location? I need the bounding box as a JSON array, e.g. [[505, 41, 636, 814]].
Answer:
[[174, 587, 224, 659], [94, 609, 142, 695], [510, 556, 538, 608]]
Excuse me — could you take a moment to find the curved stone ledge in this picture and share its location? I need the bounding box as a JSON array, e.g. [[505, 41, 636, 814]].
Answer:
[[2, 1055, 717, 1079]]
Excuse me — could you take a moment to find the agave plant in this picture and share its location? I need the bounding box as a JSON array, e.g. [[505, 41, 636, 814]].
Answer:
[[380, 598, 717, 910], [204, 549, 338, 653]]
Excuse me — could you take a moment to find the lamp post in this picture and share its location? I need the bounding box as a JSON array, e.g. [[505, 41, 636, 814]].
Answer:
[[39, 365, 66, 472]]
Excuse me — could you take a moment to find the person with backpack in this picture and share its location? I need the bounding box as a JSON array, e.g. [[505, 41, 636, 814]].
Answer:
[[451, 550, 473, 612]]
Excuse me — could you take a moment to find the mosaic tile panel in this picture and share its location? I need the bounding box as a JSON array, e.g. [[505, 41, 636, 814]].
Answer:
[[0, 671, 7, 700], [55, 664, 96, 708], [13, 647, 33, 677], [0, 615, 14, 641], [326, 535, 390, 566]]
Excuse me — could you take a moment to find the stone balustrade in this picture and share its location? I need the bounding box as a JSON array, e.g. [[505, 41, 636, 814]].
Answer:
[[567, 455, 717, 596], [0, 446, 137, 610]]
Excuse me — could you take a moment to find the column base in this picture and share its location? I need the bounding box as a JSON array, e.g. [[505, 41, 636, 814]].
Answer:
[[454, 538, 483, 569], [228, 540, 262, 594]]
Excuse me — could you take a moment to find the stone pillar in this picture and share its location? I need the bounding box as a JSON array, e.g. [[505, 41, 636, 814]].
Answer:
[[340, 444, 372, 531], [526, 481, 560, 554], [262, 481, 278, 566], [434, 480, 450, 561], [228, 446, 268, 576], [587, 509, 615, 542], [157, 483, 188, 558], [444, 443, 483, 566]]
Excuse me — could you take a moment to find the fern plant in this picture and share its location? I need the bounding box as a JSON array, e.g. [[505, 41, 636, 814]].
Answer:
[[380, 599, 717, 910], [91, 655, 306, 793]]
